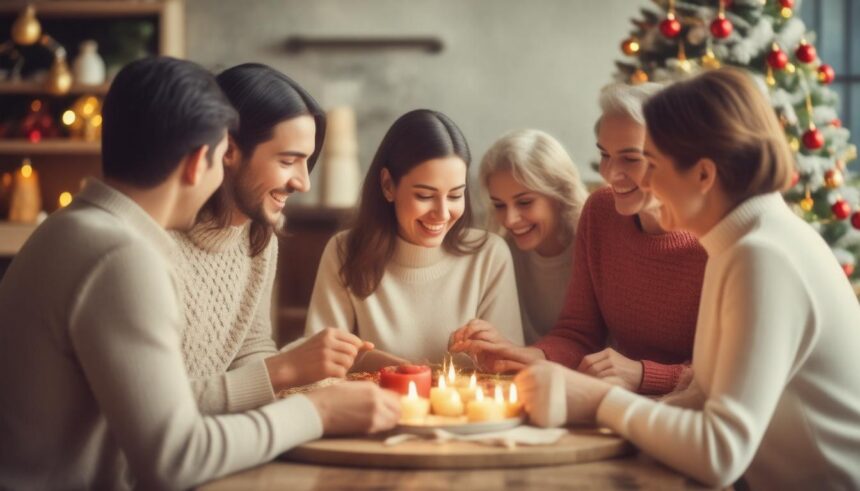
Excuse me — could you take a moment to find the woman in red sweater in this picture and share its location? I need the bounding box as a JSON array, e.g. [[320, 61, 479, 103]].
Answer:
[[450, 83, 708, 395]]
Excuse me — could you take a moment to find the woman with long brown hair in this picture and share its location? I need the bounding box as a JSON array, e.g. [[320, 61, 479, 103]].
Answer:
[[515, 68, 860, 490], [304, 109, 524, 369]]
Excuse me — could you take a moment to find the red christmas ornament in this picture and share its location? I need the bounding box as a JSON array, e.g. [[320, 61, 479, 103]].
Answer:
[[660, 13, 682, 38], [767, 46, 788, 69], [851, 211, 860, 230], [779, 0, 795, 8], [27, 129, 42, 143], [832, 199, 852, 220], [710, 15, 733, 39], [802, 127, 824, 150], [795, 41, 817, 64], [844, 263, 856, 277], [818, 64, 835, 84]]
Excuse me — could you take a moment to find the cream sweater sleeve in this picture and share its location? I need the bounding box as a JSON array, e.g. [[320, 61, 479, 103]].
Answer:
[[69, 242, 322, 490], [476, 235, 525, 346], [305, 234, 357, 337], [595, 244, 813, 488], [187, 240, 280, 415]]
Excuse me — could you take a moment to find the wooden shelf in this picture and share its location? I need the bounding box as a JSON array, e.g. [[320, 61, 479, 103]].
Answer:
[[0, 221, 38, 256], [0, 82, 111, 96], [0, 139, 101, 156], [0, 2, 167, 17]]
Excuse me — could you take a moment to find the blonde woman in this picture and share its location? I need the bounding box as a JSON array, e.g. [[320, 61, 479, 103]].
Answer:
[[452, 83, 707, 396], [472, 130, 588, 344]]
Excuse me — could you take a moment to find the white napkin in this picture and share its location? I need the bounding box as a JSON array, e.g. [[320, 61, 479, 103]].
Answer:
[[384, 425, 568, 450]]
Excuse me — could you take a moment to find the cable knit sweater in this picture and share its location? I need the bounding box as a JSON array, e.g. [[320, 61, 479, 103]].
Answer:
[[596, 193, 860, 489], [533, 187, 707, 394], [172, 222, 279, 414], [305, 229, 524, 364]]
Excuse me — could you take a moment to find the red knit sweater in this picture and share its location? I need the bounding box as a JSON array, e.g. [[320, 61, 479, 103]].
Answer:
[[532, 187, 707, 395]]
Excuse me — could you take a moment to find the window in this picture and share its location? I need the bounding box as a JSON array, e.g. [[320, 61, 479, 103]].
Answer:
[[801, 0, 859, 167]]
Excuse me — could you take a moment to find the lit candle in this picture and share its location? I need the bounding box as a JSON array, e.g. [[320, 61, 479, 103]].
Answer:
[[400, 380, 430, 423], [430, 374, 464, 417], [466, 387, 506, 423], [9, 160, 42, 223], [506, 383, 524, 418], [457, 372, 478, 403]]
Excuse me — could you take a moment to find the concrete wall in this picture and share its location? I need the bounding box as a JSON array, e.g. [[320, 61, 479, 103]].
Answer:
[[186, 0, 650, 204]]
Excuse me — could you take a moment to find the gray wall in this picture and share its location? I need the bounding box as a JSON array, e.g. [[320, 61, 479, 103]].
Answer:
[[186, 0, 649, 204]]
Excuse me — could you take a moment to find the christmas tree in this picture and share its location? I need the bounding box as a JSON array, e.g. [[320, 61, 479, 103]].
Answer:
[[616, 0, 860, 295]]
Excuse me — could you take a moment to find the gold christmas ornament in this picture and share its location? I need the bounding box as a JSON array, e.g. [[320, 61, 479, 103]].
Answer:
[[789, 136, 800, 152], [46, 54, 73, 96], [621, 37, 641, 56], [11, 5, 41, 46], [785, 62, 796, 74], [631, 69, 649, 84], [766, 67, 776, 87], [800, 196, 814, 212], [701, 48, 721, 70], [824, 168, 844, 189], [781, 7, 793, 18]]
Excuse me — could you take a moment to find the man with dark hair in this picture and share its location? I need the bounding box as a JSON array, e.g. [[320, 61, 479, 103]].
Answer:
[[0, 57, 399, 490]]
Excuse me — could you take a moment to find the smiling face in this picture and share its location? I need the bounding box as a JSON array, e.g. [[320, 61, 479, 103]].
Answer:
[[487, 169, 564, 256], [382, 156, 467, 248], [596, 113, 659, 217], [641, 132, 711, 235], [227, 115, 315, 225]]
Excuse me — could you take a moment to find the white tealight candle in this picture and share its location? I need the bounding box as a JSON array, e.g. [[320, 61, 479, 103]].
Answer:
[[400, 381, 430, 423], [430, 374, 464, 417], [506, 383, 523, 418], [466, 387, 506, 423], [457, 372, 478, 403]]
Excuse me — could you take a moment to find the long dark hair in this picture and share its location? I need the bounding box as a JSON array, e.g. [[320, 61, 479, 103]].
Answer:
[[341, 109, 485, 298], [204, 62, 326, 256]]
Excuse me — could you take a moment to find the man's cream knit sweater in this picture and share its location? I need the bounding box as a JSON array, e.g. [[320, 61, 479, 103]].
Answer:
[[172, 223, 279, 414], [0, 180, 322, 490]]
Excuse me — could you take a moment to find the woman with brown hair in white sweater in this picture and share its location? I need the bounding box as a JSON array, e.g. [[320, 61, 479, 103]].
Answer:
[[304, 109, 524, 370]]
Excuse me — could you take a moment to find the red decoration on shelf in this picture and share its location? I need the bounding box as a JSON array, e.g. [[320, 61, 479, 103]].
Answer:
[[767, 45, 788, 69], [818, 64, 835, 84], [710, 15, 733, 39], [844, 263, 856, 277], [795, 41, 817, 64], [379, 365, 432, 397], [850, 211, 860, 230], [779, 0, 795, 8], [832, 199, 852, 220], [660, 13, 682, 38], [802, 127, 824, 150]]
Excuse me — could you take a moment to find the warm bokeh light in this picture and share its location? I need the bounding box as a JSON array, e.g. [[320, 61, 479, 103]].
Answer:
[[58, 191, 72, 208], [21, 164, 33, 178], [62, 110, 76, 126]]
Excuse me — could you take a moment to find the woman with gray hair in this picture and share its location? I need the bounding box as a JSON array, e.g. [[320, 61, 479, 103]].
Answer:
[[451, 83, 708, 396], [456, 129, 587, 345]]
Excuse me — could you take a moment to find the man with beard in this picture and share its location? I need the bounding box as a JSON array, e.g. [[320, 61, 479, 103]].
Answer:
[[174, 63, 373, 414]]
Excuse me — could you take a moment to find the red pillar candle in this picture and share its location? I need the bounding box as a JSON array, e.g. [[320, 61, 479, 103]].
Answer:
[[379, 365, 432, 397]]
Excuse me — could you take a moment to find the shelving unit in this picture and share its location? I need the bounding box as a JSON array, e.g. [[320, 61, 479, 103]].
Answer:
[[0, 1, 185, 258]]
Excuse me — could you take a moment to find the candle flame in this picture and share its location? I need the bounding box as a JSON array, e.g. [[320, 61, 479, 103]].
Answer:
[[510, 384, 518, 404], [407, 380, 418, 399], [438, 374, 446, 390], [494, 384, 504, 404], [475, 388, 484, 402], [21, 164, 33, 178], [469, 372, 476, 389], [447, 362, 456, 384]]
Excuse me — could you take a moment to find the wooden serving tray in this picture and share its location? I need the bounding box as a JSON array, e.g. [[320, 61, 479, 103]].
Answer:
[[282, 427, 632, 469]]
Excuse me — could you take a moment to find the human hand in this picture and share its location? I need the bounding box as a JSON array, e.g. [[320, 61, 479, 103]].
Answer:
[[304, 382, 401, 435], [268, 328, 374, 390], [576, 348, 643, 392], [516, 360, 612, 426], [448, 319, 544, 373]]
